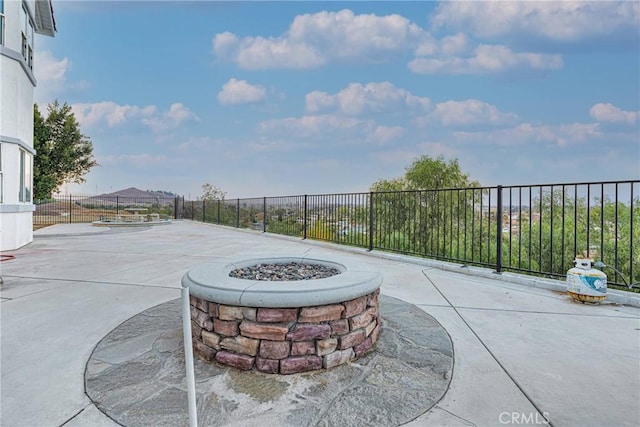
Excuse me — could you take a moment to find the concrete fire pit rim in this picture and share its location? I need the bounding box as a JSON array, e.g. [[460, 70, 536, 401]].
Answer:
[[181, 256, 382, 308]]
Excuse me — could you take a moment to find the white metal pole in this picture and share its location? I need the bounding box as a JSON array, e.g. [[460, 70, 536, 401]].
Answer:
[[181, 286, 198, 427]]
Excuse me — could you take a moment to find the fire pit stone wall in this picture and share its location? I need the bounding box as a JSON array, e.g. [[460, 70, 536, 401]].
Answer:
[[189, 289, 381, 374]]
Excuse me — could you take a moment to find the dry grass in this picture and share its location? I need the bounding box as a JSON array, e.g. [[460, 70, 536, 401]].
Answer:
[[32, 201, 171, 231], [33, 223, 54, 231], [33, 202, 121, 230]]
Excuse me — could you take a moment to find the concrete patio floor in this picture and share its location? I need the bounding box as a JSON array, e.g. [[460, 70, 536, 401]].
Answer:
[[1, 221, 638, 427]]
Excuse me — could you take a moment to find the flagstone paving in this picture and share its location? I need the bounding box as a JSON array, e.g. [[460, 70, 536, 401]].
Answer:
[[85, 296, 453, 427]]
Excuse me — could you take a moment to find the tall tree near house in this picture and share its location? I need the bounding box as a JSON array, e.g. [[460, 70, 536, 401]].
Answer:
[[33, 103, 54, 198], [33, 102, 98, 200]]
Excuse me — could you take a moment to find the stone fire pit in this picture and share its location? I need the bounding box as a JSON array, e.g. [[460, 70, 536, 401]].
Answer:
[[182, 257, 382, 374]]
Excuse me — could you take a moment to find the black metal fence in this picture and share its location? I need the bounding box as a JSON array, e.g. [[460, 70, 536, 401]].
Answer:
[[178, 180, 639, 289], [34, 194, 178, 227]]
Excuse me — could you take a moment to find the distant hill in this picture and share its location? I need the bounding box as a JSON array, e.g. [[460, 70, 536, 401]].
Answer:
[[75, 187, 177, 207], [146, 189, 178, 197], [96, 187, 177, 200]]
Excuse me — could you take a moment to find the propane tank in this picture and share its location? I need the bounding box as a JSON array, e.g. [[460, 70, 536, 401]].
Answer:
[[566, 258, 607, 303]]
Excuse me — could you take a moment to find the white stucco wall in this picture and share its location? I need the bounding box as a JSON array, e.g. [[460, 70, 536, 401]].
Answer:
[[1, 59, 35, 149], [0, 0, 43, 251], [0, 210, 34, 250]]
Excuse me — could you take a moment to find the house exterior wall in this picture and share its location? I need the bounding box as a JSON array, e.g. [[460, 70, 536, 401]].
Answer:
[[0, 0, 53, 251]]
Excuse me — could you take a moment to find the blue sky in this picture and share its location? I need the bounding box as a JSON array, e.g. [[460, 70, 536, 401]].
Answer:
[[35, 0, 640, 198]]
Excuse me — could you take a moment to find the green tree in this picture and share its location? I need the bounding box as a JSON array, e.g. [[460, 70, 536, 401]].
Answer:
[[198, 183, 226, 201], [405, 155, 477, 190], [370, 177, 406, 192], [34, 102, 98, 200], [197, 183, 227, 224], [370, 155, 480, 256], [371, 155, 477, 192]]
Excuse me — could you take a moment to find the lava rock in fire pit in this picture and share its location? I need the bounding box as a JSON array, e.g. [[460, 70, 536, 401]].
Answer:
[[229, 262, 341, 281]]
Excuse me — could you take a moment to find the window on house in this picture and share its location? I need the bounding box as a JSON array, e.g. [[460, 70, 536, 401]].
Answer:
[[20, 3, 34, 68], [0, 144, 3, 203], [19, 149, 32, 203], [0, 0, 5, 46]]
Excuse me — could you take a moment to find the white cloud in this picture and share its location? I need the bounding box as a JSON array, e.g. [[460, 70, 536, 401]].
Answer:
[[141, 103, 199, 133], [373, 126, 405, 144], [72, 102, 156, 128], [409, 44, 563, 74], [430, 99, 518, 127], [246, 139, 302, 153], [305, 82, 430, 115], [218, 78, 267, 105], [554, 123, 602, 146], [431, 1, 640, 43], [36, 51, 69, 83], [213, 32, 240, 58], [452, 122, 602, 147], [212, 8, 572, 76], [258, 113, 408, 146], [35, 51, 88, 104], [439, 33, 469, 55], [173, 136, 222, 153], [213, 9, 426, 69], [259, 114, 371, 138], [213, 28, 326, 70], [72, 101, 198, 133], [289, 9, 423, 58], [590, 103, 639, 125], [304, 92, 335, 114], [453, 123, 554, 145]]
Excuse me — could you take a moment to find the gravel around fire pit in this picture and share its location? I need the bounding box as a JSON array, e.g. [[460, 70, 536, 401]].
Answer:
[[229, 262, 341, 281]]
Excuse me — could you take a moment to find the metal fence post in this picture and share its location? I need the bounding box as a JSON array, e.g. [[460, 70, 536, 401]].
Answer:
[[217, 199, 220, 224], [303, 195, 308, 239], [236, 199, 240, 228], [368, 192, 374, 251], [496, 185, 503, 274], [174, 197, 178, 219], [202, 200, 206, 223], [191, 201, 194, 220], [69, 194, 72, 223], [263, 197, 267, 232]]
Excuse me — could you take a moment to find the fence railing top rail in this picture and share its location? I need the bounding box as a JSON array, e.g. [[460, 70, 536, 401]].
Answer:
[[372, 185, 490, 195], [499, 179, 639, 190]]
